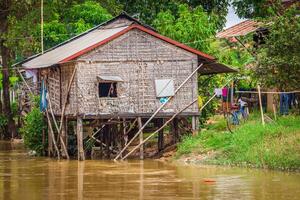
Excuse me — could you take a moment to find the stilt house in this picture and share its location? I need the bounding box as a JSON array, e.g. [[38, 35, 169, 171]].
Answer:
[[20, 13, 235, 160]]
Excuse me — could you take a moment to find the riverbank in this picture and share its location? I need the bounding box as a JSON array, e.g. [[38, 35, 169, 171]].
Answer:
[[175, 114, 300, 171]]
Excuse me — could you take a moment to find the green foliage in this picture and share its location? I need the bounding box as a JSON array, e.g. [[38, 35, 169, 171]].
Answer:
[[119, 0, 229, 29], [153, 4, 219, 52], [20, 107, 46, 155], [232, 0, 284, 19], [255, 6, 300, 90], [177, 114, 300, 170], [65, 1, 112, 34]]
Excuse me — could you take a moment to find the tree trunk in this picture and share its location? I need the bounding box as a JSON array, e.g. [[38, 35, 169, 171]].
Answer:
[[0, 41, 17, 139]]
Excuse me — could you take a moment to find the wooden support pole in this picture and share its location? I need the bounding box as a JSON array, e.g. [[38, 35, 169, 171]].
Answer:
[[17, 69, 33, 95], [57, 66, 77, 148], [46, 110, 60, 159], [47, 120, 53, 157], [157, 118, 164, 152], [77, 117, 85, 161], [138, 117, 144, 160], [257, 85, 265, 126], [173, 118, 179, 144], [121, 98, 198, 160], [47, 93, 69, 159], [272, 94, 277, 121], [114, 63, 204, 160], [192, 116, 199, 136]]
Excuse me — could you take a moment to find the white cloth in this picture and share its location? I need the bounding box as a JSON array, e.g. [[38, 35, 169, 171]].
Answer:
[[238, 98, 246, 107], [214, 88, 222, 97]]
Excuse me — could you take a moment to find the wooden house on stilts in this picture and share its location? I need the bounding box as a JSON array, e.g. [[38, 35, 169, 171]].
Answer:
[[19, 13, 235, 160]]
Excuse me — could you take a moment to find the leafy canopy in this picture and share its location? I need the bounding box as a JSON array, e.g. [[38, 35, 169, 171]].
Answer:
[[255, 6, 300, 90]]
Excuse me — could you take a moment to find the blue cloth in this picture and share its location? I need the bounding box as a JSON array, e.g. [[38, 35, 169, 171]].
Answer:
[[40, 79, 48, 112], [280, 93, 289, 115], [159, 97, 168, 104]]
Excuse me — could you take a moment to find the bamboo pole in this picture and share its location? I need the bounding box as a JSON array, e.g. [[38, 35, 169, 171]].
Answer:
[[57, 66, 77, 146], [257, 85, 265, 126], [17, 69, 33, 95], [236, 90, 300, 94], [121, 98, 198, 160], [47, 93, 69, 159], [46, 110, 60, 159], [121, 77, 235, 160], [114, 63, 204, 160], [272, 102, 277, 121]]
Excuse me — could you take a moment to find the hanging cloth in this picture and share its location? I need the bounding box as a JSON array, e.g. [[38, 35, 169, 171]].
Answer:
[[40, 79, 48, 112]]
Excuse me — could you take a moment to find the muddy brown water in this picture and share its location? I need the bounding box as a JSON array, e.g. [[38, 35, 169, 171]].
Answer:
[[0, 141, 299, 200]]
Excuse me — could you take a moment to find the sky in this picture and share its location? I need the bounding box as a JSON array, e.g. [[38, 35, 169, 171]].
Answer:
[[224, 5, 245, 29]]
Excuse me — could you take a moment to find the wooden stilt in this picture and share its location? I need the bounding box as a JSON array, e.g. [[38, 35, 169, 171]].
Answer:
[[77, 117, 85, 161], [137, 117, 144, 160], [173, 118, 179, 144], [192, 116, 199, 136], [47, 121, 53, 157], [61, 118, 67, 157], [157, 118, 164, 152]]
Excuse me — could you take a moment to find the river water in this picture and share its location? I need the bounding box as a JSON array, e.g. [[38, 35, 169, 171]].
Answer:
[[0, 141, 299, 200]]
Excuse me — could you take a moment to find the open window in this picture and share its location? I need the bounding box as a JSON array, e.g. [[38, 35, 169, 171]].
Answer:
[[97, 75, 123, 98], [98, 82, 117, 97]]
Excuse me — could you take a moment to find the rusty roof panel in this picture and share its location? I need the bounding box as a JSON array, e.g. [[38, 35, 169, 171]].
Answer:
[[216, 20, 259, 38]]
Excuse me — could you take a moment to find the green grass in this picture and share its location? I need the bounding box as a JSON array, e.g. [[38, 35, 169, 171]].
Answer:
[[176, 114, 300, 171]]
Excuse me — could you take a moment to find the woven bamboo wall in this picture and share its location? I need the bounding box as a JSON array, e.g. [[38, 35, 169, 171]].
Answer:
[[47, 63, 77, 115], [74, 28, 199, 116]]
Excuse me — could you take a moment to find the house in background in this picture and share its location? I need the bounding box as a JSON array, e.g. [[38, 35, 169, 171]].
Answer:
[[18, 13, 235, 160]]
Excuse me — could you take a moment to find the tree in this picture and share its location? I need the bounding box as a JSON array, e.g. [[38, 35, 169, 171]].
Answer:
[[1, 1, 113, 139], [153, 4, 219, 53], [254, 6, 300, 90], [232, 0, 291, 19], [118, 0, 229, 29]]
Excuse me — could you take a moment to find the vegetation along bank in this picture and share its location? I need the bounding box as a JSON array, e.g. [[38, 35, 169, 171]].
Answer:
[[176, 114, 300, 171]]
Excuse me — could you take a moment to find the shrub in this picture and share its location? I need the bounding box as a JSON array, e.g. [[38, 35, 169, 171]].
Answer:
[[20, 107, 46, 155]]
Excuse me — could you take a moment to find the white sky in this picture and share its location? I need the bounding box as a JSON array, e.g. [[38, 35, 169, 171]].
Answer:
[[224, 5, 245, 29]]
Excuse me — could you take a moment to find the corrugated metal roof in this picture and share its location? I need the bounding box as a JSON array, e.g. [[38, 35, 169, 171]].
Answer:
[[199, 62, 237, 75], [216, 20, 259, 38], [23, 26, 129, 69]]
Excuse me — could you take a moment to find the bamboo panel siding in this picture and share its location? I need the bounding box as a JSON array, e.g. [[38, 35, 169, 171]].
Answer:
[[74, 29, 198, 116]]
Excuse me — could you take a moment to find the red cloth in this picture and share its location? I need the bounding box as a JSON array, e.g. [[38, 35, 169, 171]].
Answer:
[[222, 87, 228, 97]]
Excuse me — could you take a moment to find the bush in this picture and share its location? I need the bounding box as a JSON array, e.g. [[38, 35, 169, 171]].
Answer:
[[20, 108, 46, 155]]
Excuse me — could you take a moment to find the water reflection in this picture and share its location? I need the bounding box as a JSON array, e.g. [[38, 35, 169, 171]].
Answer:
[[0, 141, 299, 200]]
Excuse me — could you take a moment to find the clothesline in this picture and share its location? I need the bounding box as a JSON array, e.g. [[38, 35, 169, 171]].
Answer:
[[235, 90, 300, 94]]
